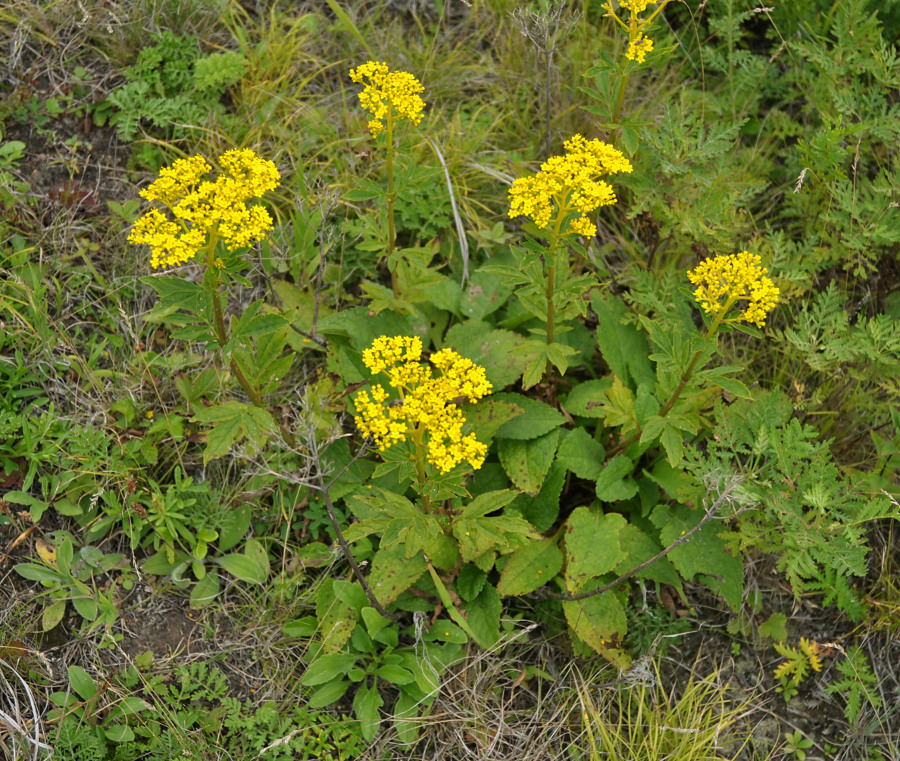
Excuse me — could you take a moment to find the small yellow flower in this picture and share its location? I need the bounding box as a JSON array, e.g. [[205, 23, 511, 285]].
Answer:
[[687, 251, 780, 329], [508, 134, 632, 237], [349, 61, 426, 137], [146, 410, 154, 419], [627, 34, 654, 63], [354, 336, 491, 474]]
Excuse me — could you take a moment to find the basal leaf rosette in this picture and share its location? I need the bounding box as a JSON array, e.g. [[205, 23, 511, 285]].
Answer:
[[508, 134, 633, 238], [128, 149, 280, 269], [687, 251, 780, 329], [354, 336, 492, 474]]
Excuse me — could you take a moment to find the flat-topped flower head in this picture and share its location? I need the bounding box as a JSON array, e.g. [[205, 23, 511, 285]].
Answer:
[[688, 251, 780, 329], [508, 134, 632, 237], [129, 149, 280, 269], [627, 34, 654, 63], [354, 336, 491, 474], [349, 61, 426, 137]]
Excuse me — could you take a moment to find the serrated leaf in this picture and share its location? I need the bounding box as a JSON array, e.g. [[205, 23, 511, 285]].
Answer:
[[444, 323, 536, 388], [590, 293, 655, 390], [190, 402, 275, 463], [650, 503, 743, 611], [316, 580, 360, 653], [497, 429, 560, 495], [563, 378, 613, 418], [512, 460, 566, 532], [564, 508, 627, 593], [595, 455, 638, 501], [496, 536, 563, 597], [463, 583, 502, 648], [368, 548, 427, 607], [455, 564, 487, 602], [491, 393, 566, 440], [563, 590, 629, 667], [464, 400, 524, 446], [614, 524, 682, 589], [759, 613, 788, 641], [556, 428, 605, 479]]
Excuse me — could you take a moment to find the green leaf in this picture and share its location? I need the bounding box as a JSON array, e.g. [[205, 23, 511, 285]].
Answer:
[[217, 539, 269, 585], [491, 393, 566, 440], [563, 378, 613, 418], [4, 491, 49, 521], [306, 679, 352, 708], [71, 595, 98, 621], [42, 600, 66, 631], [496, 536, 563, 597], [759, 613, 788, 641], [217, 504, 251, 551], [650, 503, 743, 611], [190, 572, 220, 608], [68, 665, 97, 700], [464, 400, 525, 447], [190, 402, 276, 463], [316, 580, 361, 653], [444, 323, 537, 389], [595, 455, 639, 501], [614, 524, 683, 590], [455, 564, 487, 603], [463, 583, 502, 648], [353, 681, 384, 741], [564, 508, 627, 594], [556, 428, 605, 479], [590, 293, 655, 390], [361, 607, 392, 639], [459, 489, 518, 519], [301, 653, 359, 686], [377, 664, 415, 685], [282, 616, 318, 638], [511, 460, 565, 532], [105, 725, 135, 744], [497, 429, 560, 495], [660, 422, 684, 466], [563, 589, 629, 665], [368, 547, 427, 607], [14, 563, 66, 584]]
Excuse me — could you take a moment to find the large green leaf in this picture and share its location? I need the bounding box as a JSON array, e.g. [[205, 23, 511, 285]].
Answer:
[[650, 503, 743, 612], [491, 393, 566, 440], [564, 508, 627, 594], [497, 536, 563, 597], [556, 428, 605, 479], [595, 455, 639, 501], [316, 579, 361, 653], [510, 460, 566, 532], [614, 524, 683, 590], [563, 589, 629, 668], [497, 429, 560, 495], [590, 293, 655, 390], [368, 548, 427, 607], [444, 321, 537, 388], [191, 402, 275, 463], [563, 378, 613, 419], [463, 583, 502, 648]]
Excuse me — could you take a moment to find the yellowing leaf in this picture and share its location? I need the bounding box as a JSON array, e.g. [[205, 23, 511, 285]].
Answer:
[[35, 539, 57, 566]]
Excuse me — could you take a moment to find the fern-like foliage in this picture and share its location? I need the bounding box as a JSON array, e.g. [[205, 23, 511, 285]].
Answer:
[[824, 646, 882, 725], [107, 31, 246, 142], [685, 390, 899, 619]]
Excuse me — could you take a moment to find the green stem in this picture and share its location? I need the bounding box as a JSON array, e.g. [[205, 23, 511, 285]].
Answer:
[[412, 423, 431, 513], [385, 110, 398, 298], [611, 70, 631, 132]]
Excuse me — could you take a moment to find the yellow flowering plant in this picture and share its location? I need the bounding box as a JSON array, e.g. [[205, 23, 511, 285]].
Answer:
[[482, 134, 633, 386], [583, 0, 682, 153], [338, 335, 538, 647], [131, 149, 297, 462], [347, 62, 437, 304]]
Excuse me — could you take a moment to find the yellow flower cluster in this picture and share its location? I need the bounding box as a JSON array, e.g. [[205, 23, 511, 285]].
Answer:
[[354, 336, 492, 474], [627, 34, 654, 63], [128, 149, 280, 269], [508, 134, 633, 237], [349, 61, 426, 137], [687, 251, 780, 329], [604, 0, 680, 64]]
